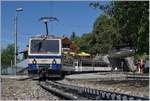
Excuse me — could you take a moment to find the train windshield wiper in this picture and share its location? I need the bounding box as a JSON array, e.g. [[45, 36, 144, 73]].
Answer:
[[37, 41, 42, 51], [31, 36, 47, 52]]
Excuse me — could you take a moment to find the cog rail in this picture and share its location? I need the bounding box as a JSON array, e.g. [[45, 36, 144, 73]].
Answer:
[[45, 80, 149, 100], [39, 81, 87, 100]]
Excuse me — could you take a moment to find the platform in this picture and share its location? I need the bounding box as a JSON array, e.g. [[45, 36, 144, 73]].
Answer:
[[65, 72, 149, 80], [0, 75, 29, 79], [65, 73, 127, 80]]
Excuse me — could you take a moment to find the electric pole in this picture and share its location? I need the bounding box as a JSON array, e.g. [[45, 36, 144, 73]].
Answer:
[[14, 8, 23, 75]]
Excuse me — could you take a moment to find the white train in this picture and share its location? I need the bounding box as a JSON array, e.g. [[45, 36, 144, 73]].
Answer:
[[28, 35, 62, 77], [62, 59, 112, 73]]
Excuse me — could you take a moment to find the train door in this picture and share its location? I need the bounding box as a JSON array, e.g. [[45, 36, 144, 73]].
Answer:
[[74, 61, 79, 71], [79, 61, 82, 72]]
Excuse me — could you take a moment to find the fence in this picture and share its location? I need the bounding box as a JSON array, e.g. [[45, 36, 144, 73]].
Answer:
[[1, 65, 16, 75]]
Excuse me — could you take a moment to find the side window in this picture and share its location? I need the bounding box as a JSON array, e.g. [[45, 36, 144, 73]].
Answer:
[[74, 62, 78, 66]]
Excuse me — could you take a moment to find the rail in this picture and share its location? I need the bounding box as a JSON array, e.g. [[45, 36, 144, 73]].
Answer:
[[126, 75, 149, 80], [40, 80, 149, 100], [39, 81, 82, 100]]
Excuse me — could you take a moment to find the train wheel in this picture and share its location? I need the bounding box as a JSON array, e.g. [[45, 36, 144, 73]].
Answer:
[[42, 73, 46, 81], [60, 71, 65, 78], [38, 69, 46, 81]]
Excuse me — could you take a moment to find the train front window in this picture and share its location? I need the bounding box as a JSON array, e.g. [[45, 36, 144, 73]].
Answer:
[[30, 40, 60, 54]]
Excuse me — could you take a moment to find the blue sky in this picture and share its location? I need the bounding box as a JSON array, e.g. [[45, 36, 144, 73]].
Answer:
[[1, 1, 107, 52]]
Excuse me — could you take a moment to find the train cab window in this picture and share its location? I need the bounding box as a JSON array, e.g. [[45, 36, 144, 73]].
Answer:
[[30, 40, 60, 54]]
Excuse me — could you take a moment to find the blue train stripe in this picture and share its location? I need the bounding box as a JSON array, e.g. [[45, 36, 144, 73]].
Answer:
[[28, 64, 37, 70], [28, 55, 62, 58], [28, 63, 61, 65], [28, 64, 61, 70]]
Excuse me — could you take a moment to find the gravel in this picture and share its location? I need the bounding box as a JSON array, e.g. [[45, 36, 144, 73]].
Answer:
[[2, 74, 148, 100], [1, 78, 60, 100]]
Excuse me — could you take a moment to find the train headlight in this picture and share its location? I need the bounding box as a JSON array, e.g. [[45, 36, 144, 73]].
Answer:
[[52, 58, 57, 64], [32, 58, 37, 64]]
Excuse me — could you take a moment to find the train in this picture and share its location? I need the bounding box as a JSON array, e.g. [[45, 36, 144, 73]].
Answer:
[[27, 35, 112, 79], [28, 35, 63, 78], [62, 58, 112, 73]]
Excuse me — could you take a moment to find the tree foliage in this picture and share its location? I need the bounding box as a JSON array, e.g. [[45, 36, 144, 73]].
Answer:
[[70, 32, 78, 41], [73, 33, 93, 53], [90, 1, 149, 54], [1, 44, 15, 66], [71, 1, 148, 56], [92, 14, 115, 54]]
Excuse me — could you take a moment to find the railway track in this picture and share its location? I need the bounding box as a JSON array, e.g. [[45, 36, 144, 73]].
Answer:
[[39, 81, 87, 100], [126, 74, 149, 80], [39, 80, 149, 100]]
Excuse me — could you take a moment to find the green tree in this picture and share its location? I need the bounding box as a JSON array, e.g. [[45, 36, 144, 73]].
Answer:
[[90, 1, 149, 54], [73, 33, 93, 53], [1, 44, 15, 66], [70, 32, 77, 41], [91, 14, 115, 54]]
